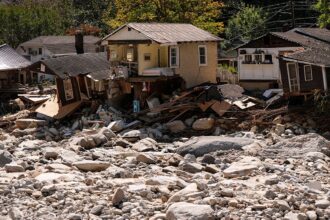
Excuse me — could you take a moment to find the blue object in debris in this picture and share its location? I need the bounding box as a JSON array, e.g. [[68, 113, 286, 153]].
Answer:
[[133, 100, 140, 113]]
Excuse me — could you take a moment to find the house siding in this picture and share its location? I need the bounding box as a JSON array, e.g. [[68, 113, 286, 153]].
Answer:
[[176, 42, 217, 88], [279, 59, 325, 93]]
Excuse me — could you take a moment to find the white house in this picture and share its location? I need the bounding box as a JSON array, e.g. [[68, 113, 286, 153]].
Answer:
[[237, 31, 305, 90]]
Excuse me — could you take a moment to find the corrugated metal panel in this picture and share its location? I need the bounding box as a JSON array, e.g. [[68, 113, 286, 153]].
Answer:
[[104, 23, 222, 44], [41, 53, 110, 79], [0, 44, 31, 70]]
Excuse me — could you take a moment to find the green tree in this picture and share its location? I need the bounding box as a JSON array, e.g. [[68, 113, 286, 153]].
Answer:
[[314, 0, 330, 28], [225, 5, 267, 46], [104, 0, 224, 35], [0, 0, 72, 48]]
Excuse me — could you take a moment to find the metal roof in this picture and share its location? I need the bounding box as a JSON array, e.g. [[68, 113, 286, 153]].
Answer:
[[18, 36, 101, 55], [103, 23, 222, 44], [41, 53, 110, 79], [0, 44, 31, 71]]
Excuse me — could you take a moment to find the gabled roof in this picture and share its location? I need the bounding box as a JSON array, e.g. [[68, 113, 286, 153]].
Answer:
[[18, 36, 101, 55], [0, 44, 31, 71], [41, 53, 110, 79], [102, 23, 222, 44], [284, 48, 330, 67]]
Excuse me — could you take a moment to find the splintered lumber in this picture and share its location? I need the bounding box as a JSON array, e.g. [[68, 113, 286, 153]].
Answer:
[[251, 106, 288, 124]]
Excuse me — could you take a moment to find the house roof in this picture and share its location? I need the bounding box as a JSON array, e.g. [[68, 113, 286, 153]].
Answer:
[[103, 23, 222, 44], [0, 44, 31, 71], [18, 36, 101, 55], [278, 28, 330, 66], [41, 53, 110, 79]]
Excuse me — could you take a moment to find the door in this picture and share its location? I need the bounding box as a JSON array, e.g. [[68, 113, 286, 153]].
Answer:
[[287, 63, 299, 92]]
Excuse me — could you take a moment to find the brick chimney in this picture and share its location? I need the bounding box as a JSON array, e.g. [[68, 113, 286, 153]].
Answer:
[[75, 30, 84, 54]]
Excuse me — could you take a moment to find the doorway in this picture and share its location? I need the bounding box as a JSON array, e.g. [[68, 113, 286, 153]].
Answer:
[[287, 63, 299, 92]]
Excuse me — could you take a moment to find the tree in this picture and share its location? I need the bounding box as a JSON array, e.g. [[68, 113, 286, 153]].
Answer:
[[104, 0, 224, 35], [314, 0, 330, 28], [0, 2, 66, 48], [225, 5, 267, 46]]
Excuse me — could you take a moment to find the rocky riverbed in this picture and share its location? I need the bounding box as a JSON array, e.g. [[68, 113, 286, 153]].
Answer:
[[0, 121, 330, 219]]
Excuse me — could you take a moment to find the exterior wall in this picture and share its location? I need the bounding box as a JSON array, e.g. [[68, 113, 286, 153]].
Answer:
[[17, 46, 53, 63], [137, 43, 160, 74], [279, 59, 325, 94], [175, 42, 217, 88], [238, 47, 303, 82]]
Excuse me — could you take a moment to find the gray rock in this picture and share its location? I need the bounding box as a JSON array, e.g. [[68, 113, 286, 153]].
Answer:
[[0, 150, 13, 167], [5, 163, 25, 173], [44, 148, 59, 160], [112, 188, 125, 206], [73, 160, 110, 172], [223, 156, 262, 178], [306, 211, 317, 220], [132, 138, 158, 152], [166, 202, 215, 220], [67, 213, 82, 220], [315, 199, 330, 209], [9, 207, 23, 220], [108, 120, 126, 132], [136, 153, 156, 164], [179, 162, 203, 173], [283, 212, 307, 220], [176, 136, 254, 157], [264, 190, 277, 200], [90, 205, 104, 215], [276, 200, 291, 211]]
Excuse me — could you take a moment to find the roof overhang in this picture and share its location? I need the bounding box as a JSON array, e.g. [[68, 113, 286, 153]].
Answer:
[[280, 56, 330, 67]]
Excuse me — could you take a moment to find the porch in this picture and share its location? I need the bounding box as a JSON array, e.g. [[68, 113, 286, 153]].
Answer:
[[108, 42, 174, 78]]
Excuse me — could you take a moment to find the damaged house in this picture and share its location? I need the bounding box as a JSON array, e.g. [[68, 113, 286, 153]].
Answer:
[[279, 28, 330, 96], [31, 52, 110, 120], [0, 44, 31, 96], [100, 23, 222, 109]]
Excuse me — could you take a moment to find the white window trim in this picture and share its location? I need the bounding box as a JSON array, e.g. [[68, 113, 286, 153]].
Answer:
[[198, 45, 208, 66], [170, 46, 179, 68], [64, 79, 74, 101], [303, 65, 313, 81], [286, 62, 300, 92]]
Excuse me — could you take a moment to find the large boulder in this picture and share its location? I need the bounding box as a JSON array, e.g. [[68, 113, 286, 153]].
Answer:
[[176, 136, 254, 157], [15, 118, 47, 130], [192, 118, 215, 131], [166, 202, 215, 220]]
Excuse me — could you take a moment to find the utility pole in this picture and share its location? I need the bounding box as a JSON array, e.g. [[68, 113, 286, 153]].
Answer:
[[290, 0, 295, 28]]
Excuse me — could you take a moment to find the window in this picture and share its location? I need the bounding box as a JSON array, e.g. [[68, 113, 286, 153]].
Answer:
[[28, 48, 33, 55], [110, 50, 117, 60], [64, 79, 74, 101], [244, 55, 252, 63], [170, 46, 179, 67], [38, 48, 42, 55], [254, 54, 262, 63], [127, 48, 134, 61], [144, 53, 151, 61], [264, 54, 273, 64], [304, 65, 313, 81], [198, 45, 207, 66]]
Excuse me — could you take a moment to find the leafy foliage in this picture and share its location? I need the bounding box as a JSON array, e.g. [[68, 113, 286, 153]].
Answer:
[[314, 0, 330, 28], [225, 5, 267, 46], [0, 1, 66, 48], [104, 0, 224, 35]]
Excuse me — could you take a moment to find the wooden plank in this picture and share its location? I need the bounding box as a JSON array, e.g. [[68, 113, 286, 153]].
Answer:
[[198, 100, 216, 112], [35, 95, 82, 119], [211, 101, 232, 117]]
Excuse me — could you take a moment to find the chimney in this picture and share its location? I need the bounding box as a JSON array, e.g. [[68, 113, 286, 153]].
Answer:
[[75, 30, 84, 54]]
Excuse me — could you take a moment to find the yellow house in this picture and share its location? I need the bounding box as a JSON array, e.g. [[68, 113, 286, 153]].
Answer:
[[101, 23, 222, 88]]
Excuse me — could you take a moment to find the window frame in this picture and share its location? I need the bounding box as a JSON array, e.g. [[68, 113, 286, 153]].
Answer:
[[304, 65, 313, 81], [198, 45, 208, 66], [170, 46, 179, 68], [64, 78, 74, 101], [144, 53, 151, 62]]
